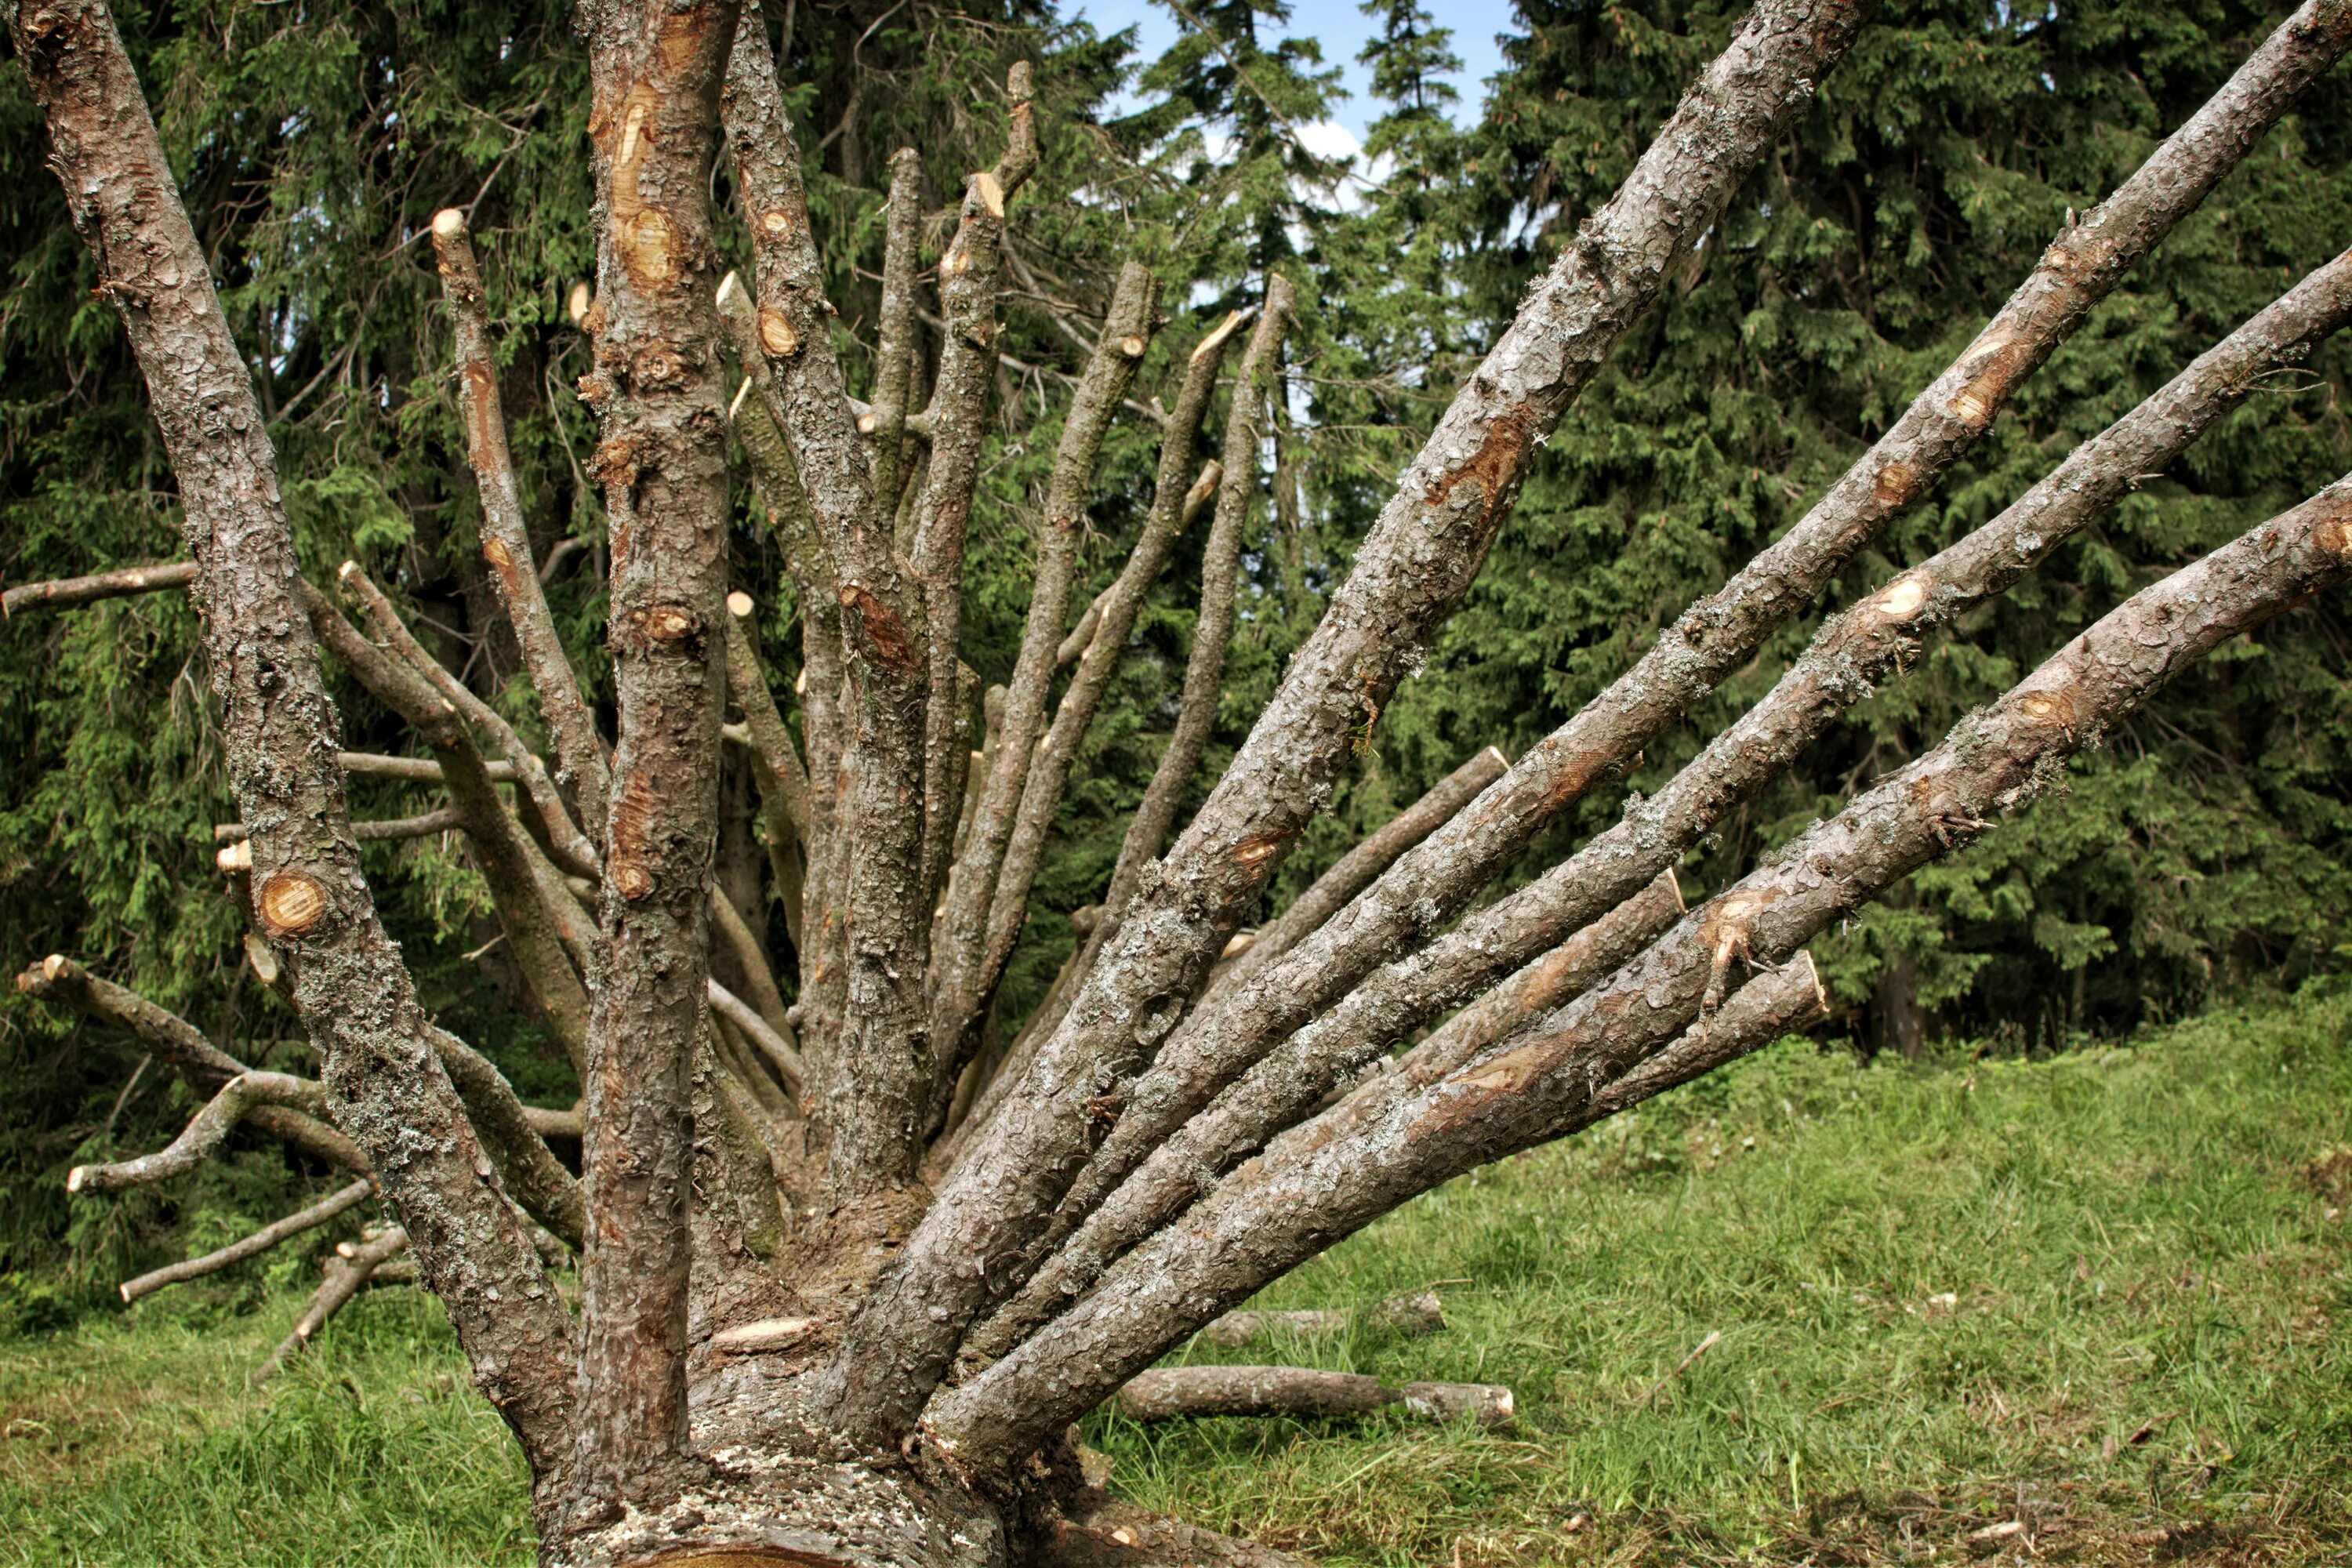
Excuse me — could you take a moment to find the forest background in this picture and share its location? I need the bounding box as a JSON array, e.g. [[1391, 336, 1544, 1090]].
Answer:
[[3, 0, 2349, 1322]]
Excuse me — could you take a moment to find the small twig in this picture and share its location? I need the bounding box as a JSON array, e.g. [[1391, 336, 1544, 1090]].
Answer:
[[1636, 1329, 1722, 1405]]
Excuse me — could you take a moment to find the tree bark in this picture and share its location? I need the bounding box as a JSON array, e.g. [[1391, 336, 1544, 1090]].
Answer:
[[570, 0, 740, 1512], [430, 208, 615, 852], [930, 261, 1160, 1091], [824, 0, 1871, 1454], [2, 558, 194, 615], [13, 0, 576, 1493], [1076, 0, 2352, 1285], [929, 474, 2352, 1466]]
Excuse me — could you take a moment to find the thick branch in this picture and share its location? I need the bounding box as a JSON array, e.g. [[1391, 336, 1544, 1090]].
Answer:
[[822, 7, 1876, 1446], [118, 1178, 376, 1304], [723, 2, 944, 1193], [961, 870, 1684, 1364], [2, 558, 194, 615], [569, 0, 739, 1505], [1098, 225, 2352, 1225], [429, 207, 614, 851], [931, 474, 2352, 1464], [67, 1071, 332, 1194], [1059, 0, 2352, 1290]]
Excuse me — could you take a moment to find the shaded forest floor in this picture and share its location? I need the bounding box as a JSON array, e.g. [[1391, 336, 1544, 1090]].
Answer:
[[6, 988, 2352, 1566]]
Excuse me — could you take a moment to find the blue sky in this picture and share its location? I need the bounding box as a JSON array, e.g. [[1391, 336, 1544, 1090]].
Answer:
[[1073, 0, 1519, 144]]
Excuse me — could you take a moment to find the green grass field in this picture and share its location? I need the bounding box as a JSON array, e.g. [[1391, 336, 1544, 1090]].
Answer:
[[8, 986, 2352, 1566]]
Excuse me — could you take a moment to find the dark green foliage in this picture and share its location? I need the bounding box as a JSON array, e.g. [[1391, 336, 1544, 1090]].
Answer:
[[1379, 0, 2352, 1049]]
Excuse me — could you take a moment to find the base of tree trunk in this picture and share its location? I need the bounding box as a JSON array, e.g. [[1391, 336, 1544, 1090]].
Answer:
[[548, 1446, 1311, 1568]]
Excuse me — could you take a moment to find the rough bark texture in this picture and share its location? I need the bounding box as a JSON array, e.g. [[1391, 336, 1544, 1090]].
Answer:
[[13, 0, 576, 1495], [571, 0, 739, 1513], [930, 260, 1159, 1090], [823, 0, 1871, 1452], [959, 869, 1686, 1366], [1066, 0, 2352, 1279], [430, 208, 615, 851], [931, 474, 2352, 1466], [724, 0, 937, 1196], [1206, 745, 1507, 1000]]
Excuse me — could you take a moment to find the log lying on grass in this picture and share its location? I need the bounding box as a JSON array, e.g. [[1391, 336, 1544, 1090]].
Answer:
[[1116, 1366, 1512, 1426]]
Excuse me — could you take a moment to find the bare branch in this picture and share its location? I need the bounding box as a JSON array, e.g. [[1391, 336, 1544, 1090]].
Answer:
[[1206, 745, 1508, 1002], [255, 1226, 411, 1384], [927, 259, 1160, 1079], [119, 1178, 376, 1305], [2, 559, 194, 616], [429, 1025, 586, 1250], [867, 147, 924, 512], [304, 575, 593, 1071], [710, 976, 807, 1094], [428, 206, 613, 849], [925, 299, 1236, 1127], [335, 752, 517, 783], [1065, 0, 2352, 1288], [969, 294, 1297, 1120], [711, 882, 793, 1038], [216, 808, 466, 846], [931, 474, 2352, 1463], [908, 63, 1046, 919], [722, 601, 810, 948], [67, 1071, 332, 1194], [1054, 459, 1221, 671], [16, 955, 369, 1172], [335, 558, 599, 879]]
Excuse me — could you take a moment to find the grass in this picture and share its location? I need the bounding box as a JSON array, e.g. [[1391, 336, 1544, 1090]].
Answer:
[[8, 986, 2352, 1565]]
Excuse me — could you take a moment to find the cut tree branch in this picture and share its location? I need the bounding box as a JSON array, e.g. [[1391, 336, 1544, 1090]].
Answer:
[[930, 263, 1172, 1109], [430, 206, 614, 850], [1115, 1366, 1512, 1426], [67, 1070, 331, 1193], [825, 2, 1873, 1446], [1055, 0, 2352, 1288], [931, 472, 2352, 1465], [2, 558, 194, 615], [118, 1178, 376, 1304]]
